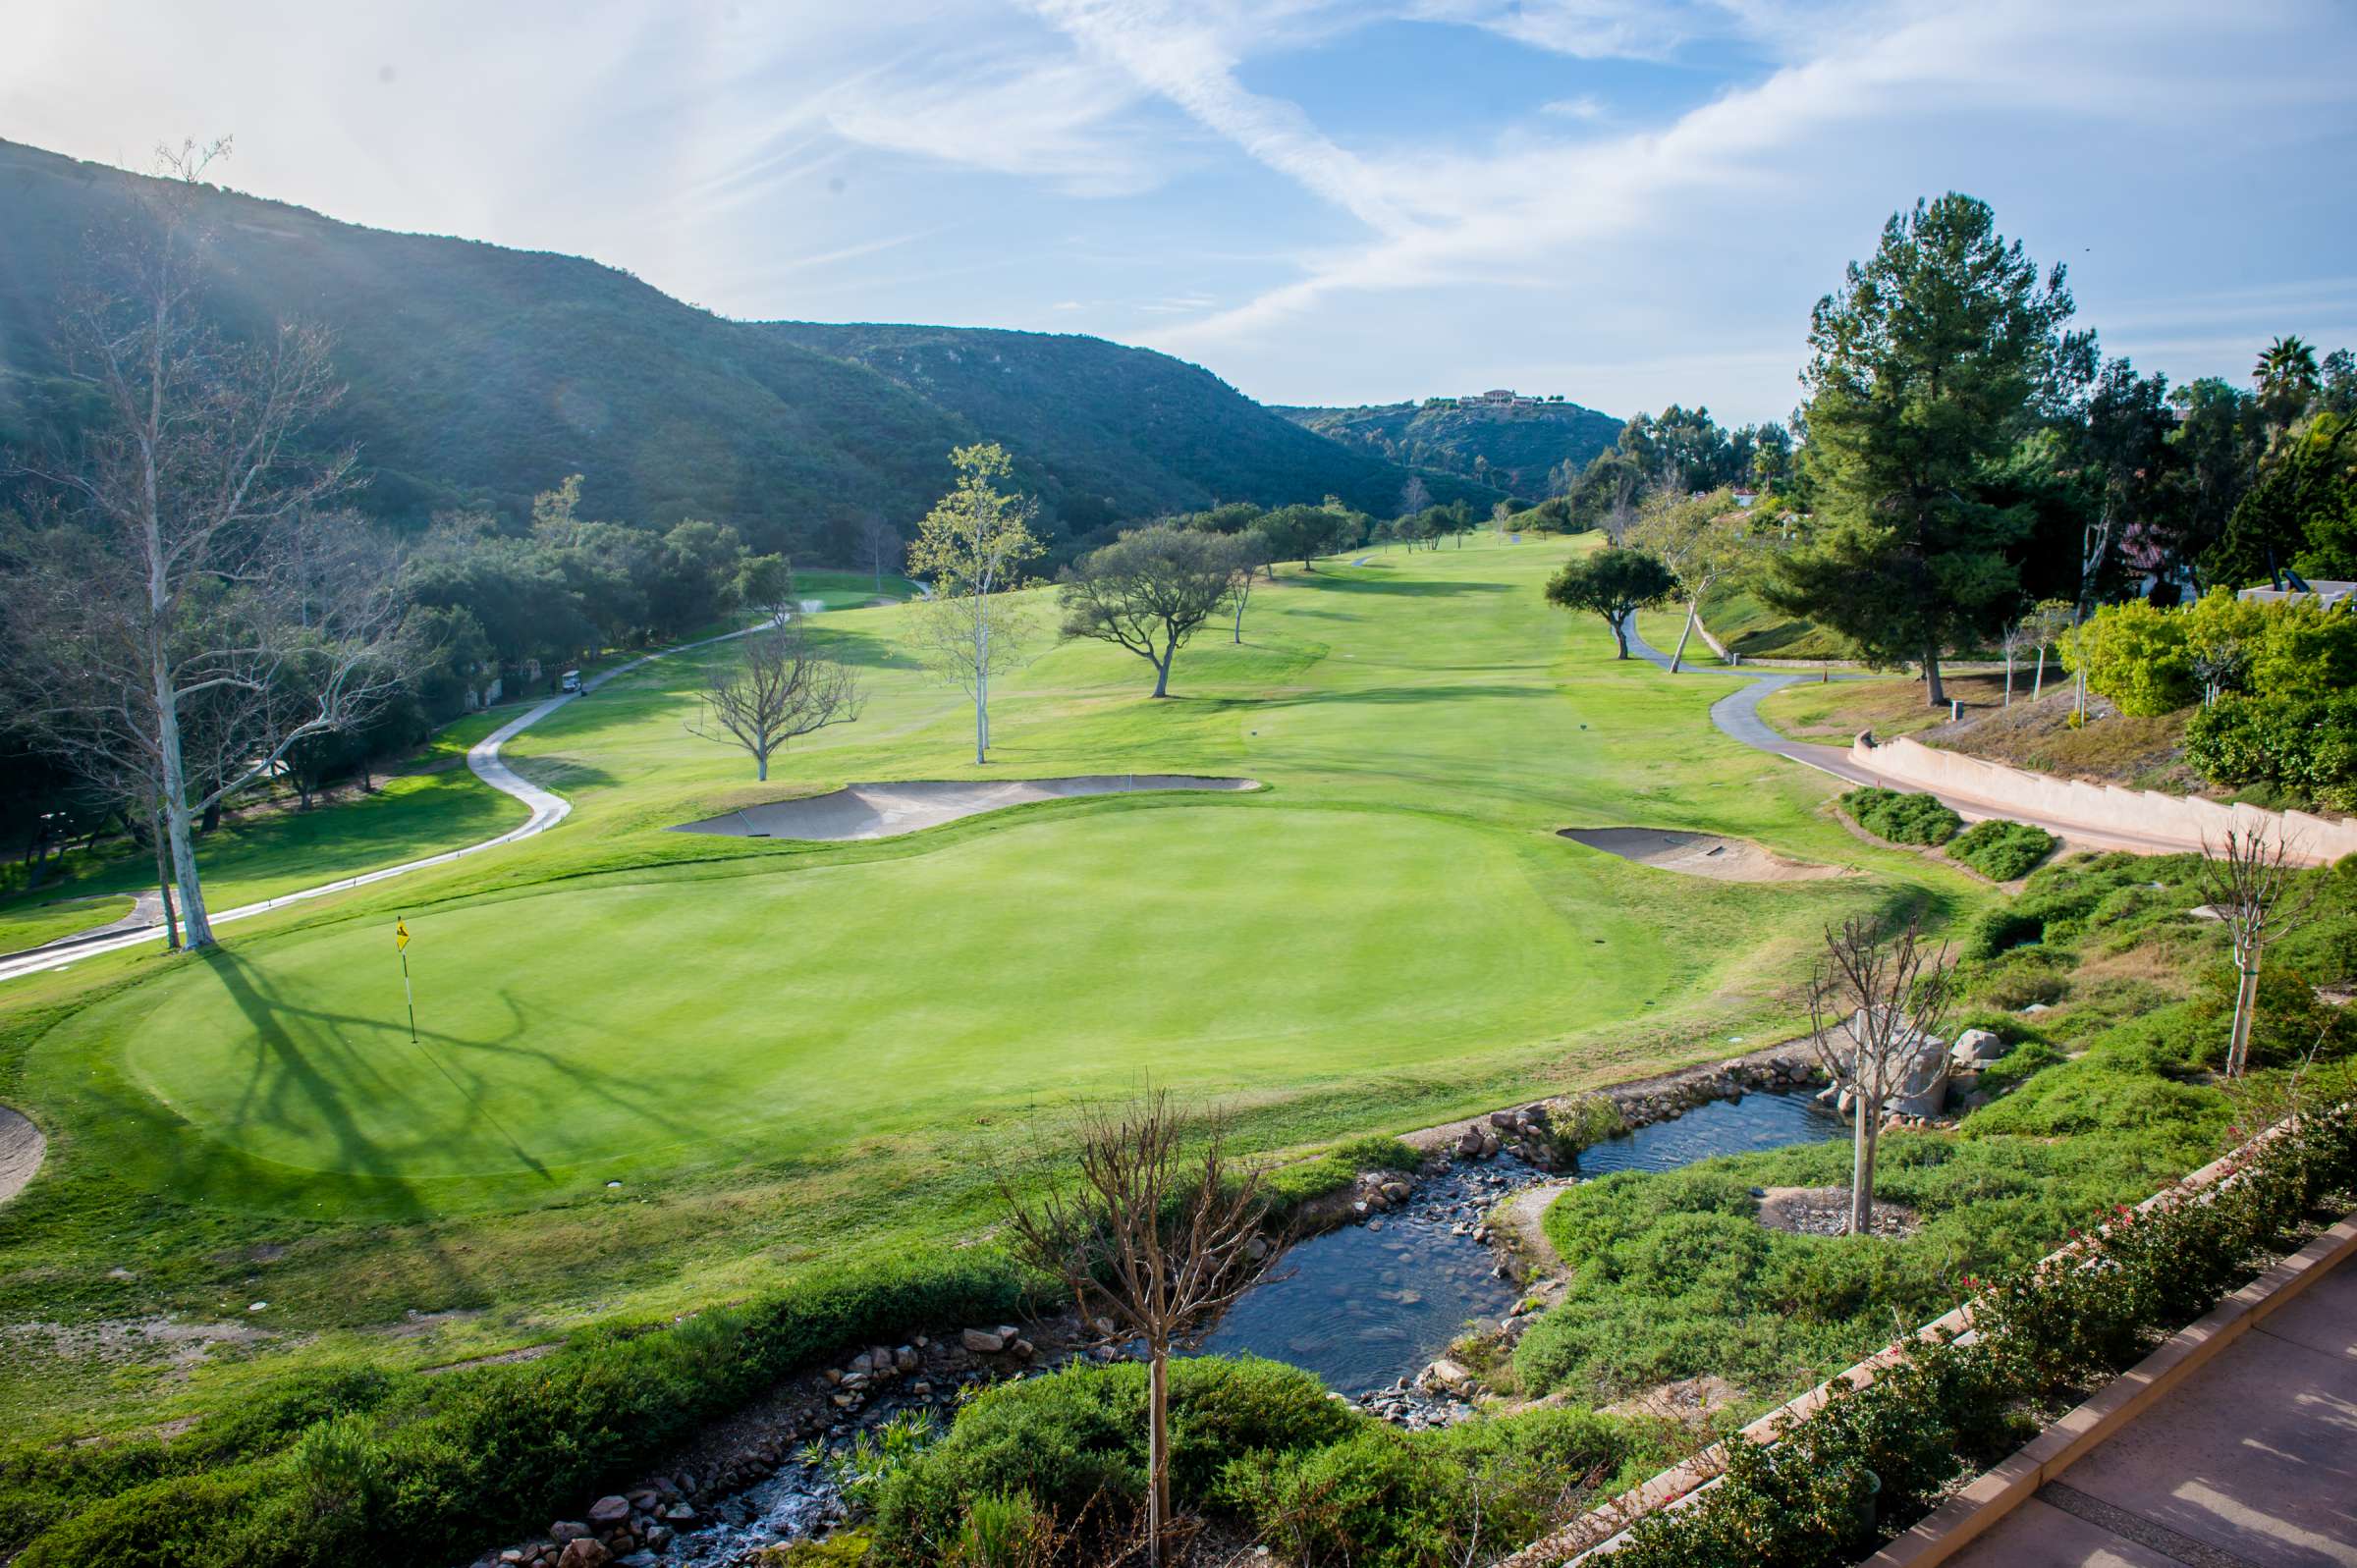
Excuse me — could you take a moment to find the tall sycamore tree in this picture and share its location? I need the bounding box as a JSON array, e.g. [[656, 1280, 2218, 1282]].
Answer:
[[906, 443, 1043, 764], [1770, 194, 2088, 706]]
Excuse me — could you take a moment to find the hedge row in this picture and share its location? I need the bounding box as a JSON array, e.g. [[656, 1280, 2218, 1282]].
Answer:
[[1837, 787, 1961, 847], [6, 1252, 1028, 1568]]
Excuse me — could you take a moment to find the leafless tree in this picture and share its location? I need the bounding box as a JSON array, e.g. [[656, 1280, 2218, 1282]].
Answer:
[[1805, 917, 1955, 1234], [2200, 828, 2317, 1079], [2, 139, 419, 950], [855, 514, 901, 597], [685, 625, 862, 781], [1000, 1091, 1283, 1568]]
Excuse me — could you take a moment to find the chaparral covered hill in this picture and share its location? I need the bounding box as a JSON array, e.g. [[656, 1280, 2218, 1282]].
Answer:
[[0, 138, 1499, 558], [1278, 394, 1624, 500]]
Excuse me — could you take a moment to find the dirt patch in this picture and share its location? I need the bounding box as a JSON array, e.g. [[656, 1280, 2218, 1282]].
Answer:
[[1496, 1180, 1577, 1272], [1559, 827, 1852, 883], [1, 1314, 279, 1372], [674, 775, 1260, 841], [1601, 1374, 1747, 1428], [0, 1105, 44, 1205], [1755, 1184, 1917, 1238]]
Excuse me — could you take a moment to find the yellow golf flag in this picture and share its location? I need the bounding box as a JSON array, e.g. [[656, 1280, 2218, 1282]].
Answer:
[[395, 919, 411, 952]]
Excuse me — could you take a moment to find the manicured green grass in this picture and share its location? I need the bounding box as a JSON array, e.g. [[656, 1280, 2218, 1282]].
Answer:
[[0, 533, 1977, 1441], [0, 722, 528, 921], [0, 895, 135, 954]]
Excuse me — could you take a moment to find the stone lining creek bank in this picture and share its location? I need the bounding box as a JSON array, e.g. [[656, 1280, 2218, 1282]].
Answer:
[[464, 1048, 1841, 1568]]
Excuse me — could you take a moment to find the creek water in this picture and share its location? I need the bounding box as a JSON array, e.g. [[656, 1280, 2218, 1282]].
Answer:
[[1199, 1092, 1845, 1396], [655, 1092, 1844, 1566]]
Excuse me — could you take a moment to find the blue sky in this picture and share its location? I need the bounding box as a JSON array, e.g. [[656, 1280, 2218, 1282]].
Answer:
[[7, 1, 2355, 424]]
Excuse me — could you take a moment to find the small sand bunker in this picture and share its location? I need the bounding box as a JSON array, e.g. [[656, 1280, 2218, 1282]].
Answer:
[[1559, 827, 1851, 884], [0, 1106, 47, 1206], [674, 775, 1260, 842]]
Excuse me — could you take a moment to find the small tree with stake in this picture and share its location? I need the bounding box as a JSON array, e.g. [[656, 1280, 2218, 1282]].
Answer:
[[999, 1091, 1282, 1567], [685, 624, 862, 781], [1805, 916, 1954, 1235], [2201, 828, 2317, 1079]]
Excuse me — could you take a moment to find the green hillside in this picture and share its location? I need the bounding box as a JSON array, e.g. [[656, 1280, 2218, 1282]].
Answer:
[[765, 323, 1504, 534], [1278, 396, 1623, 500], [0, 139, 1489, 557]]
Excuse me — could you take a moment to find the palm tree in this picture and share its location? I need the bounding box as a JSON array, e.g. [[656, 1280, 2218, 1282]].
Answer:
[[2255, 335, 2322, 444]]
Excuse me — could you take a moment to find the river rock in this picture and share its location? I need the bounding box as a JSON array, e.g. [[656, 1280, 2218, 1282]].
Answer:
[[586, 1495, 630, 1528], [551, 1523, 590, 1543], [1455, 1127, 1484, 1158], [1420, 1358, 1474, 1391], [961, 1326, 1009, 1353], [1951, 1028, 2005, 1064], [556, 1541, 612, 1568]]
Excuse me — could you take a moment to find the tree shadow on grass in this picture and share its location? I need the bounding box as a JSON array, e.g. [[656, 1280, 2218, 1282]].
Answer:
[[197, 949, 715, 1208]]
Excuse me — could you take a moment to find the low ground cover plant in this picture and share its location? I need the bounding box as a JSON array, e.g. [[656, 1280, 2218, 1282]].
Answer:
[[4, 1253, 1029, 1568], [1945, 819, 2056, 882], [1599, 1095, 2357, 1568], [1837, 787, 1962, 847]]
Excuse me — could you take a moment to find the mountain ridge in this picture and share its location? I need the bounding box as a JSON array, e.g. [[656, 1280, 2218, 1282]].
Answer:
[[0, 138, 1500, 558]]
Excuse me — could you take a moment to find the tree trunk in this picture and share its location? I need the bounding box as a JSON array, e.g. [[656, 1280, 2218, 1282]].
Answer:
[[756, 751, 769, 783], [165, 793, 212, 947], [1611, 612, 1630, 659], [1851, 1112, 1879, 1234], [1148, 1347, 1171, 1567], [2226, 942, 2262, 1078], [152, 812, 181, 951], [1670, 598, 1700, 674], [2033, 647, 2047, 699], [1152, 639, 1174, 697], [1922, 642, 1946, 707], [1233, 593, 1246, 645]]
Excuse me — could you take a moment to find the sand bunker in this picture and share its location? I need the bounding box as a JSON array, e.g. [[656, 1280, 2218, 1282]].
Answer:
[[0, 1106, 44, 1206], [675, 775, 1260, 842], [1559, 827, 1851, 883]]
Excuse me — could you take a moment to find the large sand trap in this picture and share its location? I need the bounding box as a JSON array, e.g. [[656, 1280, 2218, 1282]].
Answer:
[[675, 775, 1260, 842], [0, 1106, 43, 1205], [1559, 827, 1851, 883]]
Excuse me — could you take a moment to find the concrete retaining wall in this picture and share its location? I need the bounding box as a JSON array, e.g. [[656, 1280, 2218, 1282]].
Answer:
[[1851, 733, 2357, 865]]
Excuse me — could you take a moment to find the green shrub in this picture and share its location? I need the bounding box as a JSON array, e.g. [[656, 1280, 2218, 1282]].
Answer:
[[1946, 820, 2056, 882], [1838, 788, 1962, 847], [1324, 1134, 1422, 1174], [866, 1357, 1355, 1563], [1974, 1041, 2061, 1097], [13, 1252, 1028, 1568], [1969, 949, 2069, 1011], [2187, 690, 2357, 811], [2057, 600, 2193, 716], [1962, 1032, 2226, 1147], [1220, 1410, 1647, 1568]]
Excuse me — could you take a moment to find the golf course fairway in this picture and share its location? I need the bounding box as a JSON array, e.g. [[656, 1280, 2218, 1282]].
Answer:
[[64, 805, 1663, 1211]]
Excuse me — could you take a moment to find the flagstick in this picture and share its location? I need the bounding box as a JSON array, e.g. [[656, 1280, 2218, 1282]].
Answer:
[[399, 919, 417, 1044]]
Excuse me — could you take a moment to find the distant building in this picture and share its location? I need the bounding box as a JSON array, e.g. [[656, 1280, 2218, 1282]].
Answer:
[[2239, 577, 2355, 611]]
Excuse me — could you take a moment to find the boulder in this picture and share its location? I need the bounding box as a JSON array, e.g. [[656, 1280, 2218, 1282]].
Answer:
[[1488, 1110, 1519, 1130], [551, 1523, 591, 1543], [586, 1496, 630, 1528], [557, 1541, 613, 1568], [1951, 1028, 2006, 1064], [895, 1345, 920, 1372], [961, 1327, 1009, 1354], [1455, 1127, 1485, 1158], [1420, 1358, 1474, 1391]]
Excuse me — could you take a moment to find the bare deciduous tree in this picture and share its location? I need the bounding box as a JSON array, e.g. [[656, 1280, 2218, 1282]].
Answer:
[[1000, 1091, 1282, 1567], [1806, 917, 1955, 1234], [2, 140, 418, 952], [855, 514, 900, 597], [2200, 828, 2317, 1079], [685, 625, 862, 781]]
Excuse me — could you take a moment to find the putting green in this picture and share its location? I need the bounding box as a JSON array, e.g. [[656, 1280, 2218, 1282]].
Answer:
[[60, 802, 1665, 1209]]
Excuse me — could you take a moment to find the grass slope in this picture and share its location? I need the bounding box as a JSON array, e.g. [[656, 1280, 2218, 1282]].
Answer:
[[0, 534, 1974, 1439]]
